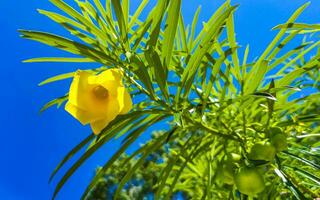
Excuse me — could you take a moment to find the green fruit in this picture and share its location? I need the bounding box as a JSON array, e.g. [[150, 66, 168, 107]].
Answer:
[[248, 143, 276, 161], [271, 133, 287, 152], [235, 167, 265, 196], [216, 162, 235, 185], [270, 127, 283, 136], [228, 153, 242, 162], [222, 164, 235, 184]]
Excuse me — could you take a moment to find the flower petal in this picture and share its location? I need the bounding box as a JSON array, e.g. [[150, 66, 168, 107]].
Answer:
[[117, 87, 132, 114], [68, 70, 95, 110], [99, 80, 120, 97], [65, 102, 104, 125], [90, 114, 117, 135], [90, 94, 122, 134], [88, 69, 122, 85]]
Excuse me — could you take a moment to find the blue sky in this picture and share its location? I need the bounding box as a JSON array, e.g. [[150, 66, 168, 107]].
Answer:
[[1, 0, 319, 199]]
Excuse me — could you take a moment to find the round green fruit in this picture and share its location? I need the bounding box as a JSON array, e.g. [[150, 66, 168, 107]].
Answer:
[[228, 153, 242, 162], [270, 127, 283, 136], [235, 167, 265, 196], [248, 143, 276, 162], [216, 162, 235, 185], [271, 133, 287, 152]]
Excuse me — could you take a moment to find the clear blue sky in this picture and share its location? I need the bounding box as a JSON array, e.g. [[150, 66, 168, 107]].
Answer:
[[1, 0, 319, 199]]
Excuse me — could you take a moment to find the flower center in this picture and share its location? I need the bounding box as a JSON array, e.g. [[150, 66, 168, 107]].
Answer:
[[92, 85, 109, 100]]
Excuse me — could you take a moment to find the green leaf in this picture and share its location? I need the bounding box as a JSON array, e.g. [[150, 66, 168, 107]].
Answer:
[[122, 0, 129, 28], [242, 44, 250, 79], [245, 60, 269, 94], [38, 9, 111, 48], [111, 0, 128, 44], [178, 14, 188, 53], [155, 136, 193, 199], [267, 30, 302, 63], [38, 9, 85, 30], [283, 151, 320, 170], [130, 55, 156, 99], [162, 0, 181, 67], [226, 10, 241, 81], [39, 72, 75, 86], [49, 133, 95, 182], [188, 6, 201, 50], [51, 111, 158, 199], [284, 166, 320, 185], [274, 168, 305, 200], [245, 2, 310, 94], [49, 0, 111, 43], [113, 128, 169, 199], [131, 19, 152, 51], [19, 30, 116, 65], [202, 48, 234, 104], [81, 114, 167, 200], [252, 92, 277, 101], [176, 4, 238, 105], [273, 22, 320, 30], [277, 59, 318, 87], [128, 0, 149, 29], [145, 49, 169, 101], [146, 0, 169, 48], [24, 57, 94, 63], [40, 95, 68, 113]]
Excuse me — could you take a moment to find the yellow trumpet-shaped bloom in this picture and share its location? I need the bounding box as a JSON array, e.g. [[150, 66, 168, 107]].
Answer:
[[65, 69, 132, 134]]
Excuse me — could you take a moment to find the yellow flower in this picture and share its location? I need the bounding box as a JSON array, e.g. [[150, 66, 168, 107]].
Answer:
[[65, 69, 132, 134]]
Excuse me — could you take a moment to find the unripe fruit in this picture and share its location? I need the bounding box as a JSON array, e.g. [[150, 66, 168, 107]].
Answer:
[[216, 162, 235, 185], [228, 153, 242, 162], [270, 127, 283, 136], [248, 143, 276, 162], [271, 133, 287, 152], [235, 167, 265, 196]]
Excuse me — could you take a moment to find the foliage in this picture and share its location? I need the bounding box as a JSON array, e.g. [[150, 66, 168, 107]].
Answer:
[[21, 0, 320, 199]]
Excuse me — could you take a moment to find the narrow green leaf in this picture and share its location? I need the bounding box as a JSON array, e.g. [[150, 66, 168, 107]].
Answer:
[[145, 49, 169, 101], [245, 60, 269, 94], [19, 30, 116, 65], [130, 55, 156, 99], [226, 10, 241, 81], [274, 168, 305, 200], [81, 115, 166, 200], [128, 0, 149, 29], [113, 128, 168, 199], [24, 57, 94, 63], [37, 9, 110, 49], [188, 6, 201, 50], [176, 5, 238, 105], [123, 0, 129, 28], [162, 0, 181, 67], [49, 134, 95, 182], [146, 0, 169, 47], [51, 111, 154, 199], [49, 0, 110, 43], [284, 166, 320, 185], [277, 40, 320, 75], [245, 2, 310, 94], [283, 151, 320, 170], [111, 0, 128, 44], [242, 44, 249, 79], [131, 19, 152, 51], [178, 14, 188, 53], [277, 60, 318, 87], [39, 72, 75, 86], [40, 95, 68, 113], [273, 22, 320, 30], [252, 92, 277, 101]]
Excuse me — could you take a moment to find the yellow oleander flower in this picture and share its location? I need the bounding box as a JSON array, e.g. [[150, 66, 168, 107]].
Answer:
[[65, 69, 132, 134]]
